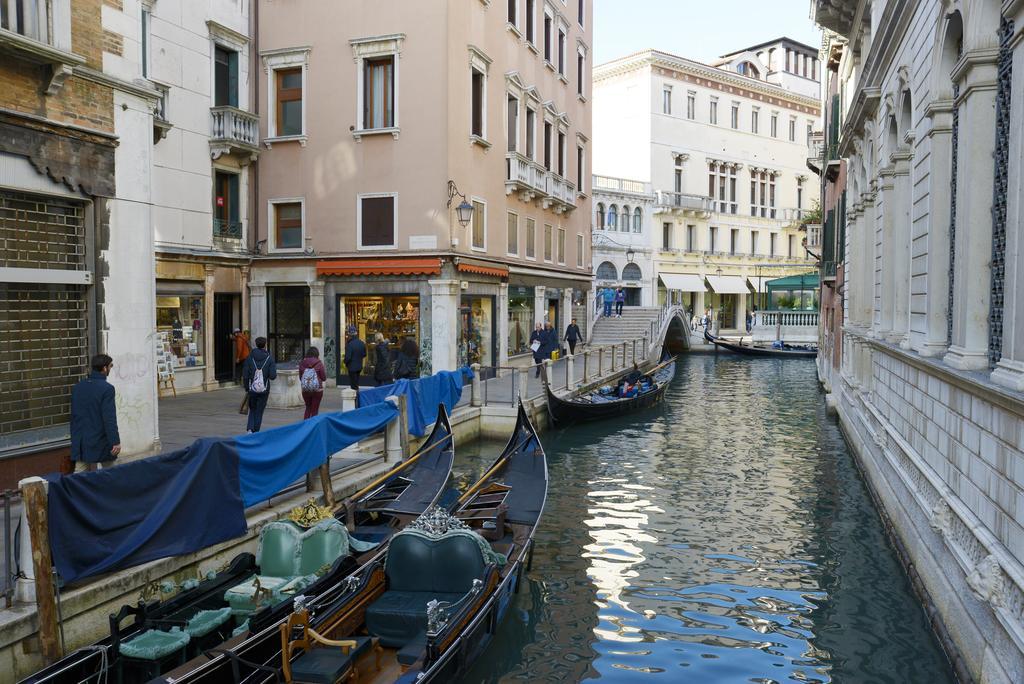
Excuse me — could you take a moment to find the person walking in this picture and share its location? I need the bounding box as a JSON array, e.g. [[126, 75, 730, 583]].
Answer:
[[343, 325, 367, 391], [70, 354, 121, 472], [394, 338, 419, 380], [298, 347, 327, 419], [614, 287, 625, 317], [602, 287, 615, 317], [233, 328, 251, 383], [745, 310, 753, 334], [242, 337, 276, 433], [372, 333, 393, 386], [542, 321, 557, 362], [564, 318, 582, 355], [530, 323, 544, 377]]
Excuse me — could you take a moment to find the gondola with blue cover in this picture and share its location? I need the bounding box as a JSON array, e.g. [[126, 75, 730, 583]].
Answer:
[[704, 329, 817, 357]]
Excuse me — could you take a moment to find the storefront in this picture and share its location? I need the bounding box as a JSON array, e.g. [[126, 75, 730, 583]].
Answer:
[[507, 286, 535, 356], [546, 288, 561, 329], [269, 285, 311, 364], [460, 295, 496, 371], [339, 294, 420, 381]]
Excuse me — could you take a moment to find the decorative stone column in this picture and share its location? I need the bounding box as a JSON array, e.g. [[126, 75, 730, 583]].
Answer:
[[241, 265, 251, 334], [919, 100, 954, 357], [429, 279, 460, 372], [877, 166, 896, 340], [861, 187, 878, 333], [497, 282, 509, 369], [945, 49, 1000, 371], [890, 149, 913, 349], [249, 282, 267, 340], [202, 265, 217, 391], [533, 285, 547, 326], [308, 279, 325, 355]]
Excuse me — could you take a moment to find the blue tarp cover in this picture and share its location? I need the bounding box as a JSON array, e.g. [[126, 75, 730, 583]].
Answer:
[[45, 403, 399, 583], [359, 368, 470, 437], [45, 438, 247, 583]]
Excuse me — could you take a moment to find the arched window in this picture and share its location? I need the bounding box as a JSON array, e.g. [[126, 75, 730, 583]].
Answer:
[[608, 205, 618, 230], [622, 263, 642, 281], [596, 261, 618, 280], [621, 205, 630, 231], [633, 207, 642, 233], [595, 203, 605, 229]]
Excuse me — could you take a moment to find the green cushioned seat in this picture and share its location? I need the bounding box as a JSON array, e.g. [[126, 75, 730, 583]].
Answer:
[[119, 627, 190, 660], [365, 592, 463, 648], [231, 619, 250, 638], [290, 636, 375, 684], [224, 574, 291, 616], [185, 607, 233, 638]]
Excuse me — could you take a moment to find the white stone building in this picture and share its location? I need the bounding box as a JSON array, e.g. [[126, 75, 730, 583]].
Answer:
[[593, 44, 819, 332], [815, 0, 1024, 679], [591, 175, 656, 307]]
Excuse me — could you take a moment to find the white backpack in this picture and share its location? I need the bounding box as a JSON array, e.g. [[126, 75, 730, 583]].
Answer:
[[250, 355, 269, 394], [300, 366, 322, 392]]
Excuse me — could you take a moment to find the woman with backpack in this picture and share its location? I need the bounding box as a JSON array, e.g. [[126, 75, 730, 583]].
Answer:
[[372, 333, 393, 386], [298, 347, 327, 419]]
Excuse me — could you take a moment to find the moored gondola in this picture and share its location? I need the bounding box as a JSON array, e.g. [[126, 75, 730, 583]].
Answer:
[[543, 354, 676, 425], [240, 401, 547, 684], [21, 405, 456, 684], [704, 330, 817, 357]]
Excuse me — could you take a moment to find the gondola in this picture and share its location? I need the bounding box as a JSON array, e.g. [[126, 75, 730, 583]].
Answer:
[[191, 402, 547, 684], [543, 353, 676, 425], [704, 329, 817, 357], [22, 405, 456, 684]]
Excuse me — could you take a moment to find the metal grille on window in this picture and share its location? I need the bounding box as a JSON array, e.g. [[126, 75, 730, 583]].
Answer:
[[988, 16, 1013, 367], [947, 83, 959, 346]]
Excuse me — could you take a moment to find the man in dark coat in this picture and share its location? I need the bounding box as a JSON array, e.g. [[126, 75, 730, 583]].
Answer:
[[70, 354, 121, 472], [564, 318, 582, 355], [343, 325, 367, 391], [541, 321, 558, 362], [242, 337, 277, 433]]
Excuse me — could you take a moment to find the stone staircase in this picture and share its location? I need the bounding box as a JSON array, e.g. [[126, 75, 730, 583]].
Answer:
[[589, 306, 662, 346]]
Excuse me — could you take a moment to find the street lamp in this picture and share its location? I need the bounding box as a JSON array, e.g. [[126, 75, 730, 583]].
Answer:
[[446, 180, 474, 227], [626, 247, 636, 264]]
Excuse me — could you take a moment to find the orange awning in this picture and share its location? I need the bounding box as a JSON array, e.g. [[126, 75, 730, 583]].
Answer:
[[317, 258, 442, 277], [457, 260, 509, 278]]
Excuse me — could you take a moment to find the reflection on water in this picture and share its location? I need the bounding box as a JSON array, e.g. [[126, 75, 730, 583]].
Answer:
[[455, 355, 954, 683]]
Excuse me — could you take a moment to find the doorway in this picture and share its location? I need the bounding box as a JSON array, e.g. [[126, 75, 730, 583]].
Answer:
[[268, 285, 310, 364], [214, 294, 239, 382]]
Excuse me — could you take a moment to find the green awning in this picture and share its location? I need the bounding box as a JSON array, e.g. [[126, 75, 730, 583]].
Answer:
[[765, 272, 819, 292]]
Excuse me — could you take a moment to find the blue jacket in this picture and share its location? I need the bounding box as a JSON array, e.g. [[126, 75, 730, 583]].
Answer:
[[344, 337, 367, 372], [540, 328, 558, 355], [243, 348, 277, 393], [602, 288, 615, 303], [70, 372, 120, 463]]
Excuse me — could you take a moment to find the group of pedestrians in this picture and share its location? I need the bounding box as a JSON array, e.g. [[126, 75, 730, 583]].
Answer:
[[528, 318, 585, 377], [600, 287, 626, 317]]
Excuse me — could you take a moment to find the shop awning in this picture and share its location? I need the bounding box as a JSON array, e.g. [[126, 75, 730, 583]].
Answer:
[[705, 275, 749, 294], [456, 259, 509, 278], [658, 273, 706, 292], [317, 258, 442, 277], [746, 277, 768, 293]]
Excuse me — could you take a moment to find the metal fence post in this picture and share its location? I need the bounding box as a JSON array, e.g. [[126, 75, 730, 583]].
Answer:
[[622, 341, 628, 368], [597, 346, 603, 377], [582, 349, 590, 382], [631, 338, 637, 364]]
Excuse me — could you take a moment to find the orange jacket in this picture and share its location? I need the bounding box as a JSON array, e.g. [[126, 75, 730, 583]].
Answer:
[[235, 333, 251, 363]]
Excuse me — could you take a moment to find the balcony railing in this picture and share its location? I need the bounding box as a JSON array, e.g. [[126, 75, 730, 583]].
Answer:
[[213, 219, 242, 240], [592, 175, 649, 194], [804, 223, 822, 250], [547, 173, 576, 208], [210, 106, 260, 160], [807, 131, 825, 174], [654, 191, 713, 214], [505, 152, 576, 213]]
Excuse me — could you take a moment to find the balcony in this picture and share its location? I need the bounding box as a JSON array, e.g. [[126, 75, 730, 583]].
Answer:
[[592, 175, 649, 194], [544, 173, 577, 214], [210, 106, 260, 162], [505, 152, 577, 213], [807, 131, 825, 175], [804, 223, 822, 250], [654, 191, 713, 217]]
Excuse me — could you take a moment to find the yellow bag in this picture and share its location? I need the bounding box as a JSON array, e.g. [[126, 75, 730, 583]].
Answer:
[[551, 350, 560, 361]]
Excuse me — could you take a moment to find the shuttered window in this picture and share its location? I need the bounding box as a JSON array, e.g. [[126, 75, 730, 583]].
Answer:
[[360, 196, 395, 247]]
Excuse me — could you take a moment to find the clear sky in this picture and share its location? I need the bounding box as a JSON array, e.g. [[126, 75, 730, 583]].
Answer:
[[593, 0, 821, 65]]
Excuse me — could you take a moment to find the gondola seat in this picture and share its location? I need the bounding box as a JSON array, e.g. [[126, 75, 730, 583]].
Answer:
[[365, 530, 487, 648], [117, 626, 191, 681], [225, 519, 350, 616], [184, 607, 234, 654], [281, 609, 382, 684]]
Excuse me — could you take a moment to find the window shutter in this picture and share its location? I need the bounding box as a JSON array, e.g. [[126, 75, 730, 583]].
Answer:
[[361, 197, 395, 247]]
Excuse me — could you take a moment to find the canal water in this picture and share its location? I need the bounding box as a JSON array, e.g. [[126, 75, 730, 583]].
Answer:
[[453, 354, 955, 683]]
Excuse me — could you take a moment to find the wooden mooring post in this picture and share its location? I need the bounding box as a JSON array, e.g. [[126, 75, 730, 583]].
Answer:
[[20, 477, 61, 663]]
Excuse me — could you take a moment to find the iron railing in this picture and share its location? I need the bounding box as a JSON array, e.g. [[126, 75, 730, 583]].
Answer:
[[213, 219, 242, 239]]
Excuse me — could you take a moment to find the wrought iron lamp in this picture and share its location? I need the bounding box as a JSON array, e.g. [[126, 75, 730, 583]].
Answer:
[[446, 180, 474, 227]]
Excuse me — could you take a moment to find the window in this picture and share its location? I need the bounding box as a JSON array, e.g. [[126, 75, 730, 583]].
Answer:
[[544, 10, 553, 62], [608, 205, 618, 229], [273, 201, 303, 250], [770, 113, 778, 138], [708, 161, 736, 214], [141, 9, 150, 78], [471, 67, 486, 138], [807, 123, 814, 145], [558, 28, 566, 75], [507, 94, 519, 152], [789, 117, 796, 142], [709, 226, 717, 252], [662, 222, 671, 250], [577, 144, 585, 190], [633, 207, 642, 233], [214, 46, 239, 107], [730, 103, 739, 129], [576, 234, 584, 268], [526, 0, 535, 43], [213, 171, 240, 238], [526, 108, 537, 159], [526, 218, 536, 258], [578, 0, 584, 25], [788, 234, 795, 258], [663, 86, 672, 115], [275, 67, 303, 136], [797, 181, 804, 209], [544, 223, 553, 261], [770, 232, 777, 257], [709, 98, 718, 124], [359, 195, 396, 248], [557, 131, 566, 176], [471, 199, 486, 250], [508, 0, 517, 26], [751, 231, 759, 255], [622, 205, 630, 232], [543, 121, 553, 170], [557, 228, 566, 264], [507, 212, 519, 255], [751, 108, 759, 134], [730, 228, 738, 255], [363, 56, 395, 129], [686, 225, 696, 251], [577, 49, 585, 96], [686, 92, 695, 119], [769, 174, 776, 218], [595, 202, 605, 229]]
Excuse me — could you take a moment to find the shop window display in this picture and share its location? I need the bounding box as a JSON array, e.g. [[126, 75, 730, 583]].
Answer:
[[507, 287, 535, 355], [343, 295, 420, 377], [460, 296, 494, 369], [156, 295, 205, 368]]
